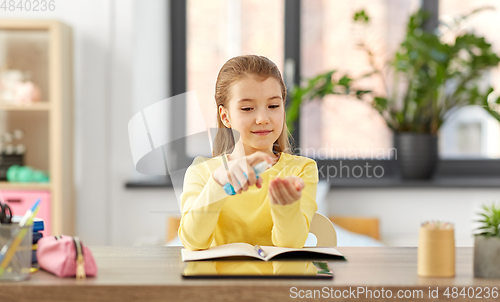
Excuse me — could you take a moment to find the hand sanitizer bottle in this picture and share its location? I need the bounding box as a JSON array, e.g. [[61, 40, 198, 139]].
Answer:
[[223, 161, 272, 195]]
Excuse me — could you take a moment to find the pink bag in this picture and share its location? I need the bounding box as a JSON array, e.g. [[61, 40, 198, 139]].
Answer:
[[37, 235, 97, 279]]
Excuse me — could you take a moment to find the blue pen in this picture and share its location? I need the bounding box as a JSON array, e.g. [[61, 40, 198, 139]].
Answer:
[[18, 198, 41, 227], [255, 244, 266, 258], [222, 158, 272, 196]]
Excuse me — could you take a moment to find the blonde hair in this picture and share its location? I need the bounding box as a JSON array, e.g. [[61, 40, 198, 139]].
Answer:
[[212, 55, 294, 157]]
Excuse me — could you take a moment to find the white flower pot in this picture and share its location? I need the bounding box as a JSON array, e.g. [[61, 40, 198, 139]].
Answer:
[[474, 235, 500, 279]]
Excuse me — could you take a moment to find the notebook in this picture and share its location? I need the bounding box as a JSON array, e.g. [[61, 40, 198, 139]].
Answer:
[[181, 243, 345, 262]]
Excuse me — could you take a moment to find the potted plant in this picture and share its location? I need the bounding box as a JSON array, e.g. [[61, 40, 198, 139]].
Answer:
[[287, 8, 500, 179], [474, 202, 500, 278]]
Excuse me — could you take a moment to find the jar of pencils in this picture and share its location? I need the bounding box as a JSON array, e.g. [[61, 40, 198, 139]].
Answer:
[[417, 221, 455, 277], [0, 223, 33, 281]]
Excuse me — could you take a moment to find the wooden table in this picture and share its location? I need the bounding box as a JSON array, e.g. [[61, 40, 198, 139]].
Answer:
[[0, 247, 498, 301]]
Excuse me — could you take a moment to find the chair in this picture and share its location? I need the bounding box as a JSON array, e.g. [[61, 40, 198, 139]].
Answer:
[[309, 213, 337, 247], [330, 216, 380, 241]]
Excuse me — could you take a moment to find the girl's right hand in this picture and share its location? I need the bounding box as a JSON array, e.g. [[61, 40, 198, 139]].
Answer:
[[212, 151, 277, 194]]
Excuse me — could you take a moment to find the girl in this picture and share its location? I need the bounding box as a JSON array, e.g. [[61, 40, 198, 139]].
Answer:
[[178, 55, 319, 251]]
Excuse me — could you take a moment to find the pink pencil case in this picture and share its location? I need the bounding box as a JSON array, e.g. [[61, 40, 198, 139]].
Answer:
[[37, 234, 97, 279]]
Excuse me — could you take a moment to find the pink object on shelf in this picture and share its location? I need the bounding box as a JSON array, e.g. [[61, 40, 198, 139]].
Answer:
[[16, 81, 41, 104], [0, 190, 51, 236]]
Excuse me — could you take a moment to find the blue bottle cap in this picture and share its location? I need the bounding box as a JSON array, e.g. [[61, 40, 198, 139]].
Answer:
[[223, 183, 236, 195]]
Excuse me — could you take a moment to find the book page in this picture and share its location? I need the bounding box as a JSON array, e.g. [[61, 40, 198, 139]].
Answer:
[[181, 243, 262, 261], [260, 246, 344, 261]]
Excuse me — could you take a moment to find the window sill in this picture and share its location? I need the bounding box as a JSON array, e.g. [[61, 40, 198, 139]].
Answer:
[[124, 159, 500, 189], [124, 176, 500, 189], [125, 177, 173, 189], [328, 176, 500, 188]]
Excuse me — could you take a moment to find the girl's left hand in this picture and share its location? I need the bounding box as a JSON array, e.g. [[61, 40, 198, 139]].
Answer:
[[269, 176, 305, 206]]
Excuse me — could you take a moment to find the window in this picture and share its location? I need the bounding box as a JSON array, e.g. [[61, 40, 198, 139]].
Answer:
[[299, 0, 500, 160], [161, 0, 500, 187], [300, 0, 420, 159], [438, 0, 500, 159], [186, 0, 284, 158]]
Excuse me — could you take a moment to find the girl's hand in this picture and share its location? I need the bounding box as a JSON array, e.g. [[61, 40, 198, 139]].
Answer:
[[268, 176, 305, 206], [213, 151, 277, 194]]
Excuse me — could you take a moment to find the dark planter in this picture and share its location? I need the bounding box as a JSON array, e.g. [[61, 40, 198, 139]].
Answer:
[[394, 133, 438, 179]]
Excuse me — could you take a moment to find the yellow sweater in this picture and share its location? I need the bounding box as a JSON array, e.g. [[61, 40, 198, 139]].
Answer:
[[178, 152, 319, 251]]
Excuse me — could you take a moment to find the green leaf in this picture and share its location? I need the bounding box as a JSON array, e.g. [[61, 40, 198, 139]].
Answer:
[[374, 97, 388, 111], [478, 226, 494, 230], [475, 202, 500, 236], [355, 90, 372, 98], [338, 75, 352, 88], [353, 10, 369, 23], [480, 213, 490, 219], [478, 232, 493, 237]]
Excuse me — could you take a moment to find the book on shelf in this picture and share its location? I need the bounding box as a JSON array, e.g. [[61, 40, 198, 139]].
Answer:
[[32, 232, 43, 244]]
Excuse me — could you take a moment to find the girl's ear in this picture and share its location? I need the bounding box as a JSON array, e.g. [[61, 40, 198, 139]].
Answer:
[[219, 105, 231, 128]]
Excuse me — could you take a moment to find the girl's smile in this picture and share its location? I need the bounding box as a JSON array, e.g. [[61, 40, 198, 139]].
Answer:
[[252, 130, 273, 136]]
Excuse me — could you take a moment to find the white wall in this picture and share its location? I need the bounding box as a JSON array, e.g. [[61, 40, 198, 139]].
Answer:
[[107, 0, 173, 247], [326, 187, 500, 246]]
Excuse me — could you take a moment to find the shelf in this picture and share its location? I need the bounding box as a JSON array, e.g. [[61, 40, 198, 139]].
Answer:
[[0, 20, 74, 235], [0, 102, 50, 111], [0, 181, 51, 191]]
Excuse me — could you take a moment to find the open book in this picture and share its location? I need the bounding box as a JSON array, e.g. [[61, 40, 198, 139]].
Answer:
[[181, 243, 345, 262]]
